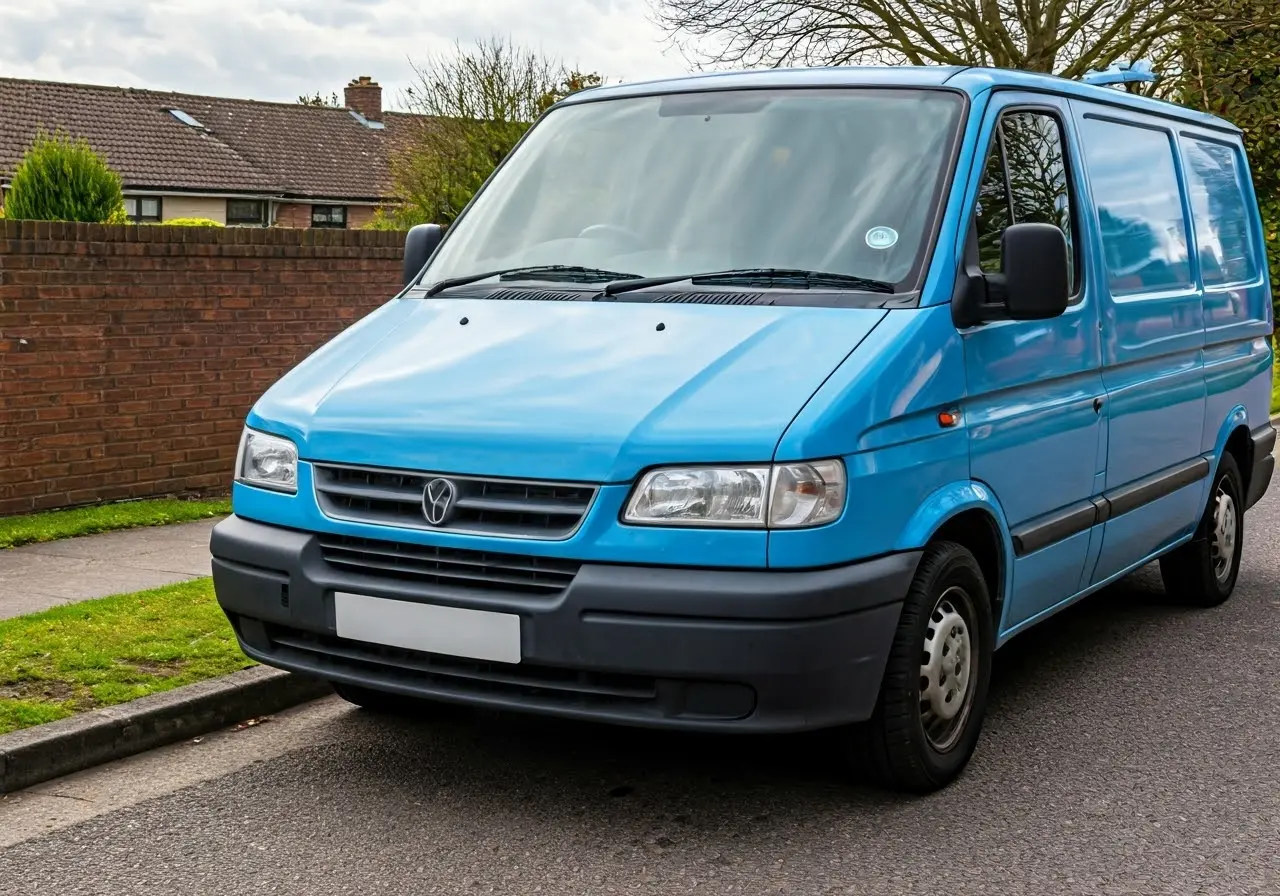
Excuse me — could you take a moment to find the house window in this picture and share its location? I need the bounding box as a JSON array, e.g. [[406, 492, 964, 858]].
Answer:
[[166, 109, 205, 129], [124, 196, 162, 222], [226, 199, 267, 226], [311, 205, 347, 228]]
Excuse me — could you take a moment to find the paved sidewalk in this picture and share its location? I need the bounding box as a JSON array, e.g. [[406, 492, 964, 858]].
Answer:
[[0, 519, 220, 621]]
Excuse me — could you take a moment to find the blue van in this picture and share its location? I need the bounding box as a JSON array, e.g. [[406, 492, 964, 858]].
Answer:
[[212, 64, 1275, 792]]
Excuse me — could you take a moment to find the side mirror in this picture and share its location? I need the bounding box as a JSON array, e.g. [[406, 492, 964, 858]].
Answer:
[[999, 222, 1070, 320], [402, 223, 444, 288]]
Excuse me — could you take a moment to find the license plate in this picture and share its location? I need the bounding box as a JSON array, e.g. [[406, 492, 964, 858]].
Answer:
[[333, 592, 521, 664]]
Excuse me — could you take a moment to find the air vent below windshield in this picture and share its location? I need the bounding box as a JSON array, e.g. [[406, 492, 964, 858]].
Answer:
[[436, 287, 775, 305], [483, 288, 587, 302], [648, 292, 771, 305]]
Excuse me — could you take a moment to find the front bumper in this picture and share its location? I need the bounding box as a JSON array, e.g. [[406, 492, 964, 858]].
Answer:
[[210, 515, 918, 733]]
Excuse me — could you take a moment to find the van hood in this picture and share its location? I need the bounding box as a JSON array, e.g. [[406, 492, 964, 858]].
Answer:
[[249, 298, 886, 483]]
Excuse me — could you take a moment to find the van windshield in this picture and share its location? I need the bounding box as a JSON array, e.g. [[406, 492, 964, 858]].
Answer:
[[420, 88, 965, 295]]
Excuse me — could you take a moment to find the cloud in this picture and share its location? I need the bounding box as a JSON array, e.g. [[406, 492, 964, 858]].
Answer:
[[2, 0, 689, 104]]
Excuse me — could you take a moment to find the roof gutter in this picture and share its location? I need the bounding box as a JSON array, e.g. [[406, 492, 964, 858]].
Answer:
[[119, 188, 388, 205], [121, 188, 289, 202]]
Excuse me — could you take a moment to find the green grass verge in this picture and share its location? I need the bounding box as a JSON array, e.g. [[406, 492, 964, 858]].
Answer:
[[0, 578, 251, 735], [1272, 360, 1279, 415], [0, 497, 231, 549]]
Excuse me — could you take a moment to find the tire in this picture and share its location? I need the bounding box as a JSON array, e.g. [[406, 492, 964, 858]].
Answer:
[[331, 682, 437, 716], [1158, 452, 1245, 607], [843, 541, 994, 794]]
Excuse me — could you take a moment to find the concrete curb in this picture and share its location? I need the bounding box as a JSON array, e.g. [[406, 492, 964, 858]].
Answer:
[[0, 666, 332, 794]]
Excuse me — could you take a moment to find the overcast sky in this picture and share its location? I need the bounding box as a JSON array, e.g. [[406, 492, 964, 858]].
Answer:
[[2, 0, 694, 106]]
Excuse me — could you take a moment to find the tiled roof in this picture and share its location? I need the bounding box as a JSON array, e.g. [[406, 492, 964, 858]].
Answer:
[[0, 77, 422, 201]]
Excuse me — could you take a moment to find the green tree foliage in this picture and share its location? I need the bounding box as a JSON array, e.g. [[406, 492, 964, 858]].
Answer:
[[537, 71, 604, 114], [388, 36, 604, 228], [360, 208, 414, 231], [5, 130, 126, 223], [1170, 2, 1280, 321]]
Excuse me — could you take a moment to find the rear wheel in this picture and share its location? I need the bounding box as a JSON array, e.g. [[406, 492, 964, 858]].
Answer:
[[331, 682, 438, 717], [843, 541, 994, 793], [1158, 452, 1245, 607]]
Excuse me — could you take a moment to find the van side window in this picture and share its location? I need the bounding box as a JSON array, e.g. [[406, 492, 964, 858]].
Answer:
[[974, 111, 1077, 294], [1079, 118, 1192, 295], [975, 137, 1012, 273], [1180, 136, 1258, 287]]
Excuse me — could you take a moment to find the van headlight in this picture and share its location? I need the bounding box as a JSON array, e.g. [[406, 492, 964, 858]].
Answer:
[[623, 460, 845, 528], [235, 428, 298, 494]]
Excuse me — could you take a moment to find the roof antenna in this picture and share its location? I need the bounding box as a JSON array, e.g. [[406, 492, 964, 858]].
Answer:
[[1081, 59, 1160, 90]]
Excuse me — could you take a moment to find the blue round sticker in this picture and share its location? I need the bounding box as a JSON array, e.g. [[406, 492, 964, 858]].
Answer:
[[865, 226, 899, 249]]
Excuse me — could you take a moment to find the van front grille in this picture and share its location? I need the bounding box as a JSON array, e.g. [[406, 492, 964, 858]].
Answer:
[[317, 534, 581, 596], [313, 463, 597, 540]]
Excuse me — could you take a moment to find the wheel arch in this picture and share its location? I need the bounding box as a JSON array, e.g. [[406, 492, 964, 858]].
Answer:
[[894, 481, 1014, 635], [1209, 404, 1254, 497]]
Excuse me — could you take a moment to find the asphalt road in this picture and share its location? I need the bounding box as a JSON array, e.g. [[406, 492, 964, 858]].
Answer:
[[3, 480, 1279, 895]]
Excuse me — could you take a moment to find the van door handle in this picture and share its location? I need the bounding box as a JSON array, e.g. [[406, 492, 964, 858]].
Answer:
[[1093, 397, 1104, 413]]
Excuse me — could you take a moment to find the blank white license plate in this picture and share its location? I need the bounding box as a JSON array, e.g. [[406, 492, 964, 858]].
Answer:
[[334, 592, 521, 664]]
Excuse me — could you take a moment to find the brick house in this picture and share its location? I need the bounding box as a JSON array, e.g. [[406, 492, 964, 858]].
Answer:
[[0, 75, 415, 228]]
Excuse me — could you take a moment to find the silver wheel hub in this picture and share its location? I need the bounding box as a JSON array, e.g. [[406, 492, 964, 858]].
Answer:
[[920, 592, 972, 726], [1211, 485, 1237, 585]]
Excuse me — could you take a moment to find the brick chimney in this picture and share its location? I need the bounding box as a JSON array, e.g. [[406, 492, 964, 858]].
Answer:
[[345, 76, 382, 122]]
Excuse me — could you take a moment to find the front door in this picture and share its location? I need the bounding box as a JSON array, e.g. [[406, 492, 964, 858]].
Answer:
[[959, 93, 1107, 637]]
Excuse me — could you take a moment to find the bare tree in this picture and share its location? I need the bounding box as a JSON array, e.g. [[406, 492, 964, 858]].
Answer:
[[650, 0, 1191, 77], [297, 90, 341, 107], [378, 36, 603, 228], [402, 36, 567, 125]]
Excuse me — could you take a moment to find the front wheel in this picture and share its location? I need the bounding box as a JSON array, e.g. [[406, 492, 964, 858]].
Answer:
[[1158, 452, 1245, 607], [842, 541, 994, 793]]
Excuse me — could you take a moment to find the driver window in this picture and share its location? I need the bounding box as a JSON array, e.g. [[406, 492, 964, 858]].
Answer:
[[974, 110, 1078, 295], [975, 133, 1012, 274]]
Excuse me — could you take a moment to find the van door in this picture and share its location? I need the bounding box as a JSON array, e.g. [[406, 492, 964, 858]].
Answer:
[[959, 93, 1107, 636], [1071, 104, 1210, 585]]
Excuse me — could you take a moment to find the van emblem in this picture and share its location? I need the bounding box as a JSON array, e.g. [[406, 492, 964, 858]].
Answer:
[[422, 478, 458, 525]]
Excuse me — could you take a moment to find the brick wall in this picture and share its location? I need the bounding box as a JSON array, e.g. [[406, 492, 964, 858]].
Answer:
[[346, 206, 379, 229], [0, 220, 405, 515], [273, 203, 312, 228]]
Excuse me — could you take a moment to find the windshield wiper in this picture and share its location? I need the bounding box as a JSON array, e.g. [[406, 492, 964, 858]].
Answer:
[[426, 265, 641, 297], [601, 268, 896, 297]]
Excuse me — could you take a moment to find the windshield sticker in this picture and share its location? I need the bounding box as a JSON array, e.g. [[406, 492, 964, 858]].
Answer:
[[865, 226, 899, 250]]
